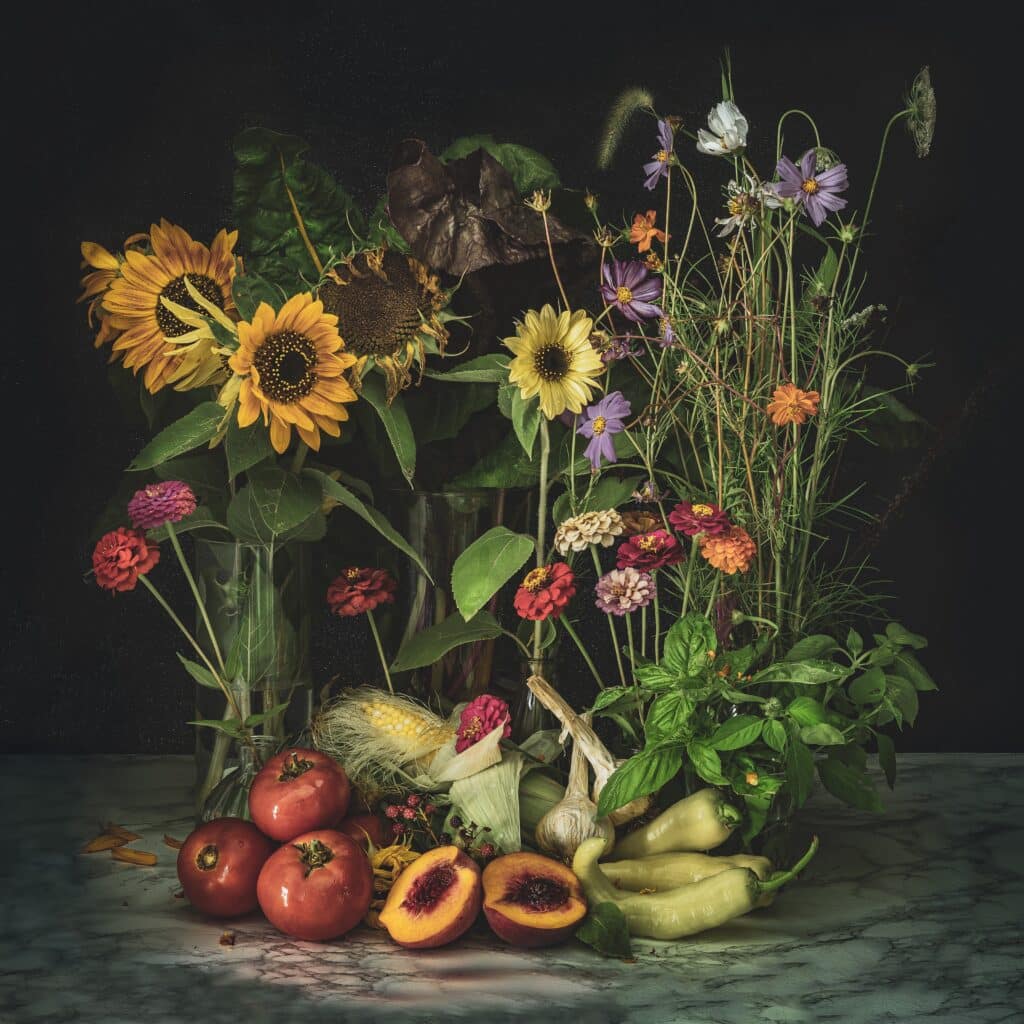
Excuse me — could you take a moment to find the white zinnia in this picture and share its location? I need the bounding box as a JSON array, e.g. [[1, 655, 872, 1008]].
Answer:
[[554, 509, 624, 555], [697, 101, 749, 157]]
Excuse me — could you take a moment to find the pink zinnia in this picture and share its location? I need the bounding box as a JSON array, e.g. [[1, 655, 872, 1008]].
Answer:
[[615, 530, 685, 572], [668, 500, 731, 537], [595, 567, 655, 616], [128, 481, 197, 530], [326, 568, 398, 617], [456, 695, 512, 753]]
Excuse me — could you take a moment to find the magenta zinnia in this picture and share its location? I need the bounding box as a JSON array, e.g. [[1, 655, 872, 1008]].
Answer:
[[456, 695, 512, 753], [127, 481, 197, 530], [616, 530, 685, 572], [668, 500, 731, 537]]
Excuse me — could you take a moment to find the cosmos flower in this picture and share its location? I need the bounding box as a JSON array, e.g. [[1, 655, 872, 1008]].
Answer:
[[696, 101, 749, 156], [600, 259, 662, 323], [577, 391, 631, 470], [772, 151, 849, 227], [643, 119, 674, 190], [629, 210, 667, 253], [766, 383, 821, 426]]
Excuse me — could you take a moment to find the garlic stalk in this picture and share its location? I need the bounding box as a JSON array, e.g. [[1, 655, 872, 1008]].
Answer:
[[526, 674, 653, 827], [534, 736, 613, 863]]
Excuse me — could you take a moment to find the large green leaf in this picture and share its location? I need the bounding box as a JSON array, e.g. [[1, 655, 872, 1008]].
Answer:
[[359, 374, 417, 486], [403, 382, 494, 445], [227, 467, 321, 543], [390, 611, 503, 673], [440, 134, 561, 193], [785, 737, 815, 807], [423, 353, 510, 383], [231, 274, 285, 322], [305, 469, 432, 581], [886, 675, 920, 726], [891, 650, 939, 692], [149, 507, 229, 542], [451, 527, 535, 621], [510, 388, 541, 458], [876, 732, 897, 789], [754, 660, 851, 685], [232, 128, 362, 289], [799, 723, 846, 746], [176, 654, 221, 690], [662, 614, 718, 679], [596, 745, 682, 818], [224, 418, 273, 479], [786, 696, 828, 726], [710, 715, 764, 751], [885, 622, 928, 650], [575, 903, 631, 959], [817, 757, 883, 813], [644, 692, 695, 743], [849, 667, 887, 704], [128, 402, 225, 471], [450, 430, 541, 489], [782, 635, 838, 662], [686, 740, 729, 785]]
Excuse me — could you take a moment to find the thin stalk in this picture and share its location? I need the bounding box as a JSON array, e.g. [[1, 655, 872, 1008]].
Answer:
[[640, 604, 647, 659], [533, 418, 551, 660], [290, 442, 310, 476], [653, 587, 662, 665], [165, 522, 226, 677], [366, 610, 393, 694], [624, 612, 638, 682], [560, 616, 605, 691], [591, 546, 626, 687], [540, 209, 570, 309], [280, 151, 324, 277], [681, 536, 699, 615]]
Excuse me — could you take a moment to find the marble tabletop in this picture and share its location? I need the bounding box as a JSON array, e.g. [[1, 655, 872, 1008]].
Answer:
[[0, 754, 1020, 1024]]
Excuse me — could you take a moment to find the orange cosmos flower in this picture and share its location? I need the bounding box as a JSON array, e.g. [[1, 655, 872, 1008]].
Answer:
[[629, 210, 667, 253], [767, 383, 821, 426]]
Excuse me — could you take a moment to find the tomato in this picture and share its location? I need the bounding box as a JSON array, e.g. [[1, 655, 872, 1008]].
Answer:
[[256, 829, 373, 941], [176, 817, 276, 918], [338, 813, 389, 850], [248, 748, 351, 842]]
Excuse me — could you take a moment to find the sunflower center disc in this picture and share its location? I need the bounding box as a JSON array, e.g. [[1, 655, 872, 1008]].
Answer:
[[156, 274, 223, 338], [254, 330, 318, 403], [534, 344, 569, 382]]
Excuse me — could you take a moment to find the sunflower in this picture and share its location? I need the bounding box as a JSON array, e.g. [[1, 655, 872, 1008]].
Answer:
[[77, 234, 148, 350], [317, 248, 449, 404], [504, 304, 603, 419], [102, 220, 238, 393], [229, 293, 358, 454]]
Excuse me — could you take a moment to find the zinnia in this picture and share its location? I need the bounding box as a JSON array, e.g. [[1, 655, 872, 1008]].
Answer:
[[700, 526, 757, 575], [616, 530, 685, 572], [668, 500, 731, 537], [127, 481, 197, 530], [767, 383, 821, 426], [326, 568, 398, 617], [595, 567, 655, 616], [554, 510, 624, 555], [455, 695, 512, 753], [513, 563, 576, 621], [92, 528, 160, 593]]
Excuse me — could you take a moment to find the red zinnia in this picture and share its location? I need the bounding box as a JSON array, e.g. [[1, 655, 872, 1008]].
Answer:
[[456, 694, 512, 753], [513, 562, 575, 621], [92, 527, 160, 593], [668, 500, 731, 537], [615, 529, 685, 572], [127, 480, 197, 530], [326, 567, 398, 617]]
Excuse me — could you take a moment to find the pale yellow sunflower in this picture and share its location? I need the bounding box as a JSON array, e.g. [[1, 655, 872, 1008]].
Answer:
[[318, 248, 449, 404], [229, 293, 358, 454], [504, 304, 602, 419], [77, 234, 148, 349], [102, 220, 238, 393]]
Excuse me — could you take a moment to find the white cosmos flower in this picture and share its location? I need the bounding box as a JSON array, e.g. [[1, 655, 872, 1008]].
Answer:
[[697, 101, 749, 157], [714, 175, 781, 236]]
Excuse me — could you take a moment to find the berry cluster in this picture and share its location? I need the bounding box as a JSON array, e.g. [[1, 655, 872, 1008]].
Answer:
[[443, 815, 496, 863]]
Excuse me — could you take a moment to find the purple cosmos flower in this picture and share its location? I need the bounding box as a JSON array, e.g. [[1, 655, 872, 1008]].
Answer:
[[642, 120, 673, 190], [601, 259, 662, 323], [601, 335, 643, 365], [578, 391, 631, 470], [773, 150, 849, 227], [658, 317, 676, 348]]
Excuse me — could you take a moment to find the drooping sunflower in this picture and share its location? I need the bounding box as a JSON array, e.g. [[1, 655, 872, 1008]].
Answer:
[[317, 248, 449, 404], [102, 220, 238, 393], [77, 234, 148, 350], [229, 293, 358, 454], [504, 304, 603, 419]]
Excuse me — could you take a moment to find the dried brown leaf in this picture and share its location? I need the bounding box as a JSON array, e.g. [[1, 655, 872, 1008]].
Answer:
[[103, 822, 142, 842], [162, 835, 184, 849], [110, 847, 158, 866], [82, 833, 130, 853]]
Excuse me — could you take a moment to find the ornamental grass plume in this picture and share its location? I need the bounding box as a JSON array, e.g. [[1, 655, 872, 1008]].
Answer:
[[513, 563, 576, 621], [127, 481, 197, 530], [92, 527, 160, 592], [595, 567, 655, 616], [699, 526, 757, 575], [615, 530, 685, 572], [456, 695, 512, 753], [767, 383, 821, 426], [554, 510, 624, 555], [326, 568, 398, 617]]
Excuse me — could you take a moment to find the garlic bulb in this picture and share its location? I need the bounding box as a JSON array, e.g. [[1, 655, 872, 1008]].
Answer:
[[534, 737, 613, 864], [526, 674, 651, 827]]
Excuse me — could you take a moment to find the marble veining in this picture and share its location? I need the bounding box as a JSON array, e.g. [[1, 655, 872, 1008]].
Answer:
[[0, 754, 1021, 1024]]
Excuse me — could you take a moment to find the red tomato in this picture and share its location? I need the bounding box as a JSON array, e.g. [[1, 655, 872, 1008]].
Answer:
[[248, 748, 351, 842], [256, 829, 373, 941], [176, 817, 276, 918], [338, 813, 388, 850]]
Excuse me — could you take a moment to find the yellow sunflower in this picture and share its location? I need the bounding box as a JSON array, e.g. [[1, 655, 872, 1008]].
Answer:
[[229, 293, 359, 454], [318, 248, 449, 404], [102, 220, 238, 393], [77, 234, 148, 349], [504, 304, 603, 419]]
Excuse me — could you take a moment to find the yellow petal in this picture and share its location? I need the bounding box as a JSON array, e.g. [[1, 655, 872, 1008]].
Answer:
[[81, 242, 119, 271], [269, 415, 291, 453]]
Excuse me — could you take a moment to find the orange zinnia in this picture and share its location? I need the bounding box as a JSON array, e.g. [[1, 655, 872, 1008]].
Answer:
[[700, 526, 757, 575], [629, 210, 667, 253], [767, 383, 820, 426]]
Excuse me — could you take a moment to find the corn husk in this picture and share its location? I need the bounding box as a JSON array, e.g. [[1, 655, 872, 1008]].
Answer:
[[428, 724, 505, 782], [448, 751, 532, 853]]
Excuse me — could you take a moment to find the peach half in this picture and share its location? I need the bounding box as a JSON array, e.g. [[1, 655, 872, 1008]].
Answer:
[[378, 845, 482, 949], [482, 852, 587, 948]]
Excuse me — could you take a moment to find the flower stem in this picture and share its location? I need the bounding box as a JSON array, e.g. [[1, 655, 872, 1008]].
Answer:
[[366, 610, 393, 694], [290, 441, 310, 476], [560, 616, 604, 691], [653, 587, 662, 665], [165, 522, 226, 677], [540, 210, 570, 309], [591, 547, 626, 686], [681, 536, 699, 615], [533, 418, 551, 661]]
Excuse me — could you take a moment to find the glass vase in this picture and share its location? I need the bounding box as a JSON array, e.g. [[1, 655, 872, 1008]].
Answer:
[[192, 537, 313, 818], [511, 657, 557, 743]]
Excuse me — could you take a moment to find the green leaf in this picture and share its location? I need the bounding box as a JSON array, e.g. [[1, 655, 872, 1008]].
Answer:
[[886, 675, 919, 727], [633, 663, 682, 692], [763, 718, 788, 753], [223, 552, 283, 686], [176, 654, 221, 690], [755, 660, 850, 685], [451, 527, 535, 621], [710, 715, 764, 751], [391, 611, 503, 673], [188, 717, 243, 737], [128, 402, 225, 471], [450, 430, 542, 489], [846, 628, 864, 657], [891, 650, 939, 692], [596, 746, 682, 818], [424, 354, 510, 383], [741, 793, 771, 844], [663, 614, 718, 679], [799, 723, 847, 746], [510, 388, 541, 458], [570, 475, 646, 518], [225, 417, 273, 479], [860, 385, 932, 451], [574, 902, 632, 959], [645, 692, 695, 743], [515, 615, 557, 654], [227, 467, 321, 543], [231, 273, 284, 322], [685, 740, 728, 786], [724, 644, 758, 677], [359, 375, 416, 485], [306, 469, 432, 581], [885, 622, 928, 649], [849, 667, 887, 704], [440, 134, 561, 194], [782, 635, 839, 662], [786, 696, 827, 725], [403, 382, 494, 445], [591, 686, 635, 714], [817, 757, 883, 813], [148, 507, 229, 542], [876, 732, 897, 789], [154, 452, 225, 496], [244, 701, 291, 728], [785, 738, 815, 808]]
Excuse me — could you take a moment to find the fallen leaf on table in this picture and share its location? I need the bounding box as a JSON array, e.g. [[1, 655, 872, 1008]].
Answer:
[[103, 822, 142, 842], [82, 833, 131, 854], [110, 848, 158, 866], [163, 835, 183, 849], [219, 931, 236, 946]]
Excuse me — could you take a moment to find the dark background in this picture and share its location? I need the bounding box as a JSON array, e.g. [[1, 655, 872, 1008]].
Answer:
[[4, 2, 1020, 753]]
